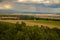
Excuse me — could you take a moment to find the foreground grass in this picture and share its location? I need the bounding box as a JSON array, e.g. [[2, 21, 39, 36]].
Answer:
[[0, 21, 60, 40]]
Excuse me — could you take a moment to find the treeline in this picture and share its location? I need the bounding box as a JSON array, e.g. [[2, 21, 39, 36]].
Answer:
[[18, 15, 60, 21], [0, 21, 60, 40], [19, 15, 60, 21], [0, 15, 60, 21], [35, 18, 60, 21]]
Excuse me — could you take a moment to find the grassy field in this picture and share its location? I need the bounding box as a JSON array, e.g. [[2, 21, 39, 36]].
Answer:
[[25, 20, 60, 28], [27, 20, 60, 26], [0, 20, 60, 28], [0, 13, 60, 28]]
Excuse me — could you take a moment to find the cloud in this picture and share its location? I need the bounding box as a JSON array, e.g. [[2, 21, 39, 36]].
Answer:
[[0, 0, 60, 13], [0, 0, 3, 2], [0, 3, 13, 9], [0, 0, 17, 3], [1, 0, 60, 4], [11, 2, 60, 12], [16, 0, 60, 4], [42, 3, 60, 8]]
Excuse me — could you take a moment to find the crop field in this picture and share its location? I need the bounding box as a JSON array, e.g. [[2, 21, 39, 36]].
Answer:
[[27, 20, 60, 26], [0, 20, 60, 28], [27, 20, 60, 28], [0, 14, 60, 28]]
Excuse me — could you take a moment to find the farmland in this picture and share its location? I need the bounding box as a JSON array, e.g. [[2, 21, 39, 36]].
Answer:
[[0, 14, 60, 28], [0, 20, 60, 40], [0, 20, 60, 28], [0, 14, 60, 40]]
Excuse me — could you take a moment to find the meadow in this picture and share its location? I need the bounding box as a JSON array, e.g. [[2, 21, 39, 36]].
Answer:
[[0, 14, 60, 28], [0, 20, 60, 28], [27, 20, 60, 27]]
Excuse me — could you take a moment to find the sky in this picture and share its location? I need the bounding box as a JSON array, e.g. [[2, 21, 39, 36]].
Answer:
[[0, 0, 60, 13]]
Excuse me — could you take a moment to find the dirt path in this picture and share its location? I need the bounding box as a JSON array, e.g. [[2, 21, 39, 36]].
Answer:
[[0, 20, 60, 28]]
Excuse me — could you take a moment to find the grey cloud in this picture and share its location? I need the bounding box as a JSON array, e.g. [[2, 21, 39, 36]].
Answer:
[[0, 0, 17, 3], [0, 0, 2, 2], [43, 3, 60, 8], [12, 2, 60, 12], [0, 0, 60, 13]]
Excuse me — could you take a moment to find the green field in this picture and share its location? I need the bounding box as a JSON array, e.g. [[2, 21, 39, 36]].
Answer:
[[27, 20, 60, 26], [0, 20, 60, 28]]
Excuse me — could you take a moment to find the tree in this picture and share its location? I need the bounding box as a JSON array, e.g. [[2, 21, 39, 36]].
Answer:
[[21, 21, 26, 27]]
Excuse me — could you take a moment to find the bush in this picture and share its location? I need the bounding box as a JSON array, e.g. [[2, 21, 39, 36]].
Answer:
[[0, 21, 60, 40]]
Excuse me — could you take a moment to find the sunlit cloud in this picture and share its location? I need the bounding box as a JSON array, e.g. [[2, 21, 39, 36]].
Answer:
[[0, 0, 60, 4], [0, 0, 60, 13], [0, 4, 12, 9], [53, 0, 60, 3], [17, 0, 27, 2], [17, 0, 60, 4], [31, 0, 41, 3], [4, 4, 12, 9], [0, 7, 4, 9]]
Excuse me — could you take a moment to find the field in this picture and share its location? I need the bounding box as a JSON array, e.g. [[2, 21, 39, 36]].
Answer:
[[0, 14, 60, 28], [0, 14, 60, 40], [0, 20, 60, 28], [0, 19, 60, 40]]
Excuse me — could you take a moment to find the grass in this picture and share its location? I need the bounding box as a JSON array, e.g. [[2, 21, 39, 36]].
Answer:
[[0, 20, 60, 28], [27, 20, 60, 26]]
